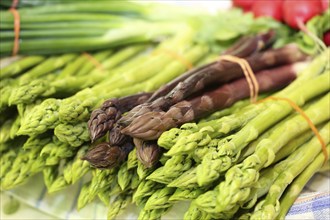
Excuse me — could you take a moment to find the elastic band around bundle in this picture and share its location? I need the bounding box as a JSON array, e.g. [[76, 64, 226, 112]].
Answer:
[[153, 49, 193, 70], [258, 96, 328, 164], [9, 8, 20, 56], [82, 52, 105, 73], [219, 55, 259, 103]]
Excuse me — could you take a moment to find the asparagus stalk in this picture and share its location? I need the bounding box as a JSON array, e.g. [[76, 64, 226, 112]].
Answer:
[[144, 187, 175, 210], [17, 98, 62, 136], [127, 147, 138, 170], [134, 138, 162, 168], [132, 179, 163, 203], [277, 144, 330, 220], [54, 122, 89, 147], [196, 92, 330, 217], [18, 54, 77, 82], [184, 202, 212, 220], [117, 162, 134, 191], [0, 119, 15, 143], [63, 145, 91, 184], [147, 155, 193, 184], [107, 194, 132, 220], [250, 122, 330, 220], [0, 56, 45, 79], [138, 208, 169, 220], [82, 141, 133, 169], [169, 188, 205, 202], [0, 150, 17, 180]]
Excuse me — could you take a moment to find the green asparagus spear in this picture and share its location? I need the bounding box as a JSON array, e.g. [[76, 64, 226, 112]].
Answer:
[[132, 179, 163, 203], [127, 148, 138, 170], [0, 118, 15, 143], [196, 92, 330, 217], [43, 166, 58, 190], [277, 145, 330, 220], [184, 202, 212, 220], [138, 208, 169, 220], [0, 150, 17, 180], [18, 54, 77, 82], [107, 194, 132, 220], [77, 182, 91, 210], [169, 188, 205, 202], [54, 122, 89, 147], [250, 122, 330, 220], [147, 155, 193, 184], [17, 98, 62, 136], [62, 145, 91, 184], [0, 56, 45, 78], [117, 162, 134, 191]]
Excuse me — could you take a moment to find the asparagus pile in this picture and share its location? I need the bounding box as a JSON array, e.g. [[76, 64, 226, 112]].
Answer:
[[1, 2, 329, 219]]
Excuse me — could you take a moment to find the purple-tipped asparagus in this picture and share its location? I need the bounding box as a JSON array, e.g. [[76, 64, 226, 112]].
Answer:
[[147, 31, 275, 102], [88, 92, 151, 142], [118, 42, 306, 128], [121, 62, 306, 140], [133, 138, 162, 168], [82, 141, 134, 169]]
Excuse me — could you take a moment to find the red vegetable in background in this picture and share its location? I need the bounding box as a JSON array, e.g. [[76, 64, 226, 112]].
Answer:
[[233, 0, 255, 11], [252, 0, 283, 21], [283, 0, 324, 29], [324, 31, 330, 46]]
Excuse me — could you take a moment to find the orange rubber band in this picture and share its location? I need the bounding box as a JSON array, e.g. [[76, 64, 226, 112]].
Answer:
[[259, 96, 328, 164], [9, 8, 20, 56], [11, 0, 19, 8], [82, 52, 105, 73], [153, 49, 193, 70], [219, 55, 259, 103]]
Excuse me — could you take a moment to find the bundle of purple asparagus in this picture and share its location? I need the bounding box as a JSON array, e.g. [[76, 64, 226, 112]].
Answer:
[[85, 32, 308, 168]]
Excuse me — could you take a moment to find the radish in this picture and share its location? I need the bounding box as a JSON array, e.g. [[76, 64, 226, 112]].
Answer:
[[324, 31, 330, 46], [321, 0, 329, 11], [252, 0, 283, 21], [233, 0, 255, 11], [283, 0, 324, 29]]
